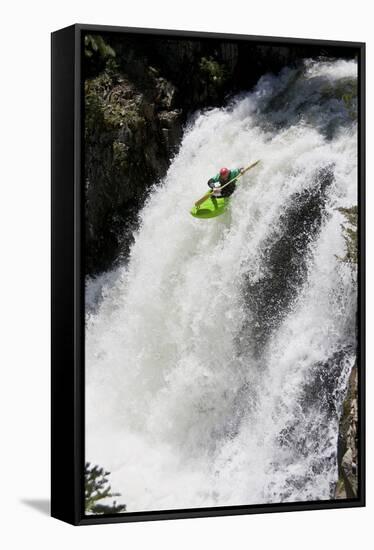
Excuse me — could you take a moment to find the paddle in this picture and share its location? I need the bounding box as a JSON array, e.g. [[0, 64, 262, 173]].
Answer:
[[194, 160, 261, 208]]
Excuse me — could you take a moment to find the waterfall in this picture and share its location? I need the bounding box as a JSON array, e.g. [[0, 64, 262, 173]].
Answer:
[[85, 58, 358, 511]]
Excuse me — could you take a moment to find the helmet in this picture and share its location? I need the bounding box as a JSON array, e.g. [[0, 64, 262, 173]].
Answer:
[[219, 167, 230, 178]]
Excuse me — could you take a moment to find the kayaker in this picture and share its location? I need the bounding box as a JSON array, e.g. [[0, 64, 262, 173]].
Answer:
[[207, 167, 244, 198]]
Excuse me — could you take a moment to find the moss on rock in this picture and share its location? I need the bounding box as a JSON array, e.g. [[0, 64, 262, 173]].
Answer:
[[337, 205, 358, 264], [335, 364, 358, 499]]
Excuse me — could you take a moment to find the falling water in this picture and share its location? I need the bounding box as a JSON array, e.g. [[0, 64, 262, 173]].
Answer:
[[85, 58, 358, 511]]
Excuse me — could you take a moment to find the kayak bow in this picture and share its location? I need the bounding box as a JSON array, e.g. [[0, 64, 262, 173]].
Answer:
[[190, 196, 229, 219]]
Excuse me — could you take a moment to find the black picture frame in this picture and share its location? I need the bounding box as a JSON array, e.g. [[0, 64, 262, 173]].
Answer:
[[51, 23, 365, 526]]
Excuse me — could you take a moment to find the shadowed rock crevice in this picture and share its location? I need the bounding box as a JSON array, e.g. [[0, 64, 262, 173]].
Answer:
[[240, 166, 334, 354]]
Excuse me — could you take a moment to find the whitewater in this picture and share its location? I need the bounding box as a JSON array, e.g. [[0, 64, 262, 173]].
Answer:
[[85, 58, 358, 511]]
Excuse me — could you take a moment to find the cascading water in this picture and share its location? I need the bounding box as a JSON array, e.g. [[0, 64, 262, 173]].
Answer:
[[85, 58, 358, 511]]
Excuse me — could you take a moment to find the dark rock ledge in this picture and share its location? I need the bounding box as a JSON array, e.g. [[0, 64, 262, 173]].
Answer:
[[335, 363, 358, 499]]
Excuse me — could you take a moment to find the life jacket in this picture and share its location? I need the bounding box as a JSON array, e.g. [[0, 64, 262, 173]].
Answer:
[[209, 168, 240, 197]]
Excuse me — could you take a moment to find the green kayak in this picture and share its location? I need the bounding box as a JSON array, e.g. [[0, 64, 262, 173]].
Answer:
[[190, 196, 230, 219]]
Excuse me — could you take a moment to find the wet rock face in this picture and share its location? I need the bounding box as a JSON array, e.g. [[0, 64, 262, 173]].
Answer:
[[85, 67, 183, 275], [335, 364, 358, 499]]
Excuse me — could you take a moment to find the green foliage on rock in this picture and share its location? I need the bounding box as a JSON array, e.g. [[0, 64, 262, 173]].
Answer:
[[200, 56, 227, 86], [85, 462, 126, 514], [112, 140, 128, 171], [338, 205, 358, 264], [321, 78, 357, 121], [341, 80, 357, 120], [85, 34, 116, 59], [342, 92, 357, 120], [85, 70, 144, 132]]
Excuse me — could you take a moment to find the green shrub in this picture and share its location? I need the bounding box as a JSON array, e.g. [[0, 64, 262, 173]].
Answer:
[[85, 35, 116, 59], [85, 462, 126, 514], [200, 56, 227, 86]]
